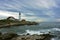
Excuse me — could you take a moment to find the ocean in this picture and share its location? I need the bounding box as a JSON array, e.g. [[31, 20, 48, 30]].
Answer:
[[0, 22, 60, 40]]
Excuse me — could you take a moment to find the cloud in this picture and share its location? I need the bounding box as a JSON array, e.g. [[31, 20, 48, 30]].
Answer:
[[0, 0, 59, 22], [0, 0, 57, 11], [0, 10, 59, 22], [22, 0, 57, 9], [34, 0, 57, 9], [0, 10, 48, 22], [34, 18, 47, 22], [44, 11, 55, 17], [0, 11, 19, 19], [55, 19, 60, 22], [0, 10, 36, 21]]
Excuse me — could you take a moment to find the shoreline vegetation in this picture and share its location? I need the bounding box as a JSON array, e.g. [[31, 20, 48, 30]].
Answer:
[[0, 16, 38, 28], [0, 32, 55, 40]]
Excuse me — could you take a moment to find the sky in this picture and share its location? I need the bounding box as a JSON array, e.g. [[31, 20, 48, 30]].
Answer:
[[0, 0, 60, 22]]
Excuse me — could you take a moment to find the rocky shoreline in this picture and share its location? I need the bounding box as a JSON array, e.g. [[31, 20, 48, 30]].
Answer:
[[0, 32, 55, 40], [0, 17, 38, 28]]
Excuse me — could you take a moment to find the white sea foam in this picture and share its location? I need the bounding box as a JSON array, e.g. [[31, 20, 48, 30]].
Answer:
[[25, 28, 60, 35], [51, 38, 55, 40], [26, 30, 43, 35], [51, 28, 60, 31]]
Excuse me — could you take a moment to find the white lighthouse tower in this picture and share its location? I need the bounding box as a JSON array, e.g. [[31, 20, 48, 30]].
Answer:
[[19, 12, 21, 21]]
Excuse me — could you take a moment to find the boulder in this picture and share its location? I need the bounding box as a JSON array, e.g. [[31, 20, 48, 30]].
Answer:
[[2, 33, 19, 40]]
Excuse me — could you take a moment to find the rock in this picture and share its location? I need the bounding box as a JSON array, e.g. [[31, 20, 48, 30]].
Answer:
[[1, 33, 55, 40], [39, 34, 55, 40], [0, 32, 2, 40], [21, 38, 26, 40], [0, 32, 2, 35], [26, 33, 30, 35], [2, 33, 19, 40]]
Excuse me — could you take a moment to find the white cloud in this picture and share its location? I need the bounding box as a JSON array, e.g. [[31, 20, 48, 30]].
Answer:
[[26, 0, 57, 9], [44, 11, 55, 17], [0, 10, 53, 22], [0, 0, 59, 22], [20, 12, 37, 20], [35, 18, 47, 22], [0, 11, 37, 21], [25, 13, 35, 15], [56, 19, 60, 22], [0, 0, 58, 13], [21, 13, 43, 22], [0, 10, 19, 19]]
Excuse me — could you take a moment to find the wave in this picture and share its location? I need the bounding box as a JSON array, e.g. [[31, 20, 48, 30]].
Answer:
[[25, 28, 60, 35], [51, 28, 60, 31], [26, 30, 43, 35]]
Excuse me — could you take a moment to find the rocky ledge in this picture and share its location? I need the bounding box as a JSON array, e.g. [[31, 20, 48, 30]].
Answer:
[[0, 32, 55, 40]]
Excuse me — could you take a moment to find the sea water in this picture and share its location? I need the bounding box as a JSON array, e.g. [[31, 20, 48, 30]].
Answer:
[[0, 22, 60, 40]]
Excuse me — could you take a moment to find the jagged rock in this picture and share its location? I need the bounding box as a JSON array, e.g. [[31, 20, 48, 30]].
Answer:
[[26, 33, 30, 35], [0, 32, 2, 35], [0, 32, 55, 40], [11, 34, 55, 40], [1, 33, 19, 40]]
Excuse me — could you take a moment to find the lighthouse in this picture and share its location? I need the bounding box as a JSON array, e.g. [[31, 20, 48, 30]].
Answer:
[[19, 12, 21, 21]]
